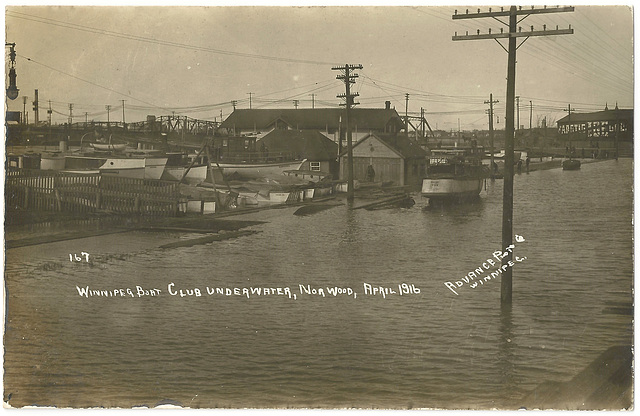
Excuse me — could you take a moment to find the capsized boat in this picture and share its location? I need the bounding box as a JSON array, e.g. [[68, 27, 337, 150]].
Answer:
[[422, 146, 486, 202]]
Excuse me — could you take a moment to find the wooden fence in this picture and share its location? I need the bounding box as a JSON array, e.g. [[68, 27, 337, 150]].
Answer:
[[6, 169, 183, 216]]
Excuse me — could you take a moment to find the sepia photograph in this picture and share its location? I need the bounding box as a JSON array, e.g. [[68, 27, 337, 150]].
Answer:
[[3, 3, 634, 410]]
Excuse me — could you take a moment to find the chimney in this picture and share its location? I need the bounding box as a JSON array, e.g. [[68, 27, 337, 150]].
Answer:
[[385, 101, 391, 110]]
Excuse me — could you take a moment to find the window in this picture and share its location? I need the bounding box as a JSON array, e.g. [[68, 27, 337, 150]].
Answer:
[[310, 162, 321, 171]]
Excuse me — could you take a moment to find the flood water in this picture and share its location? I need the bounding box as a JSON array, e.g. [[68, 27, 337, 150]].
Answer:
[[4, 159, 633, 409]]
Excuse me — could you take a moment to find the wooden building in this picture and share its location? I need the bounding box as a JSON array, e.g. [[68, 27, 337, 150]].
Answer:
[[557, 105, 633, 156], [218, 104, 405, 143], [340, 133, 426, 187]]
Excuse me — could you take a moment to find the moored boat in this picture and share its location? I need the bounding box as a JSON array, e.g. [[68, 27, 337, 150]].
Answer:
[[422, 146, 485, 203], [90, 143, 128, 152], [562, 158, 581, 170], [217, 159, 307, 179]]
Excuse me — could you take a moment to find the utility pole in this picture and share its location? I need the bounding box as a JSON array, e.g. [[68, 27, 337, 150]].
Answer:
[[247, 92, 253, 109], [309, 93, 316, 109], [68, 103, 74, 125], [564, 103, 572, 147], [421, 107, 425, 141], [615, 103, 619, 160], [405, 93, 410, 138], [293, 99, 299, 109], [231, 100, 237, 111], [85, 112, 88, 127], [105, 105, 111, 130], [485, 93, 499, 180], [33, 89, 39, 126], [516, 95, 520, 130], [453, 5, 574, 306], [121, 99, 126, 130], [529, 100, 533, 130], [332, 63, 363, 202], [47, 100, 52, 126], [22, 96, 27, 124]]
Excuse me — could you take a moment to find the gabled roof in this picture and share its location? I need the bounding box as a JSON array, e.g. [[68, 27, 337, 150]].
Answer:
[[343, 133, 427, 159], [557, 108, 634, 124], [260, 129, 338, 161], [220, 108, 404, 131]]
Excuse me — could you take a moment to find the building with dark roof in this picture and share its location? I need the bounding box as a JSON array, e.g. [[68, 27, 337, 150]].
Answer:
[[260, 129, 339, 176], [218, 106, 405, 143], [340, 133, 427, 187], [557, 105, 633, 156]]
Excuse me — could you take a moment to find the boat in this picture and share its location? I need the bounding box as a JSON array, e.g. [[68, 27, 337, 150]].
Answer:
[[90, 143, 128, 152], [99, 156, 168, 179], [217, 159, 307, 179], [282, 169, 331, 183], [422, 146, 485, 202], [562, 158, 581, 170]]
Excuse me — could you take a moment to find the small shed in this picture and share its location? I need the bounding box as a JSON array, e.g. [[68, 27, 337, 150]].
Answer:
[[340, 133, 426, 186], [259, 129, 339, 177]]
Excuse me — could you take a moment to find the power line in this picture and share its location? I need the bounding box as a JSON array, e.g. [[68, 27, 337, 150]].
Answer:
[[7, 10, 336, 66]]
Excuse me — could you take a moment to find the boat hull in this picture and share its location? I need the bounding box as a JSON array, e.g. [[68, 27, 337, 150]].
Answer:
[[421, 177, 482, 201], [562, 159, 581, 170], [99, 158, 146, 179], [218, 159, 306, 179]]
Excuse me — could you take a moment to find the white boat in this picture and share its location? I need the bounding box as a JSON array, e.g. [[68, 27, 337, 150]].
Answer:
[[161, 164, 224, 184], [144, 157, 169, 180], [422, 146, 486, 202], [217, 159, 307, 179], [99, 158, 145, 178], [90, 143, 128, 152], [282, 169, 331, 183], [99, 157, 168, 179]]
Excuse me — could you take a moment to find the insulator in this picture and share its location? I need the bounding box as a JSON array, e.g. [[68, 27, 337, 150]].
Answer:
[[477, 29, 480, 35], [531, 25, 534, 31], [543, 24, 547, 31]]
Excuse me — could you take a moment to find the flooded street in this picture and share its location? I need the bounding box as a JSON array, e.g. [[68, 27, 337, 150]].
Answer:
[[4, 159, 633, 409]]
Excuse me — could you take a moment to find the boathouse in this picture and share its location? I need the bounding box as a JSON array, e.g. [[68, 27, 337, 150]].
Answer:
[[340, 133, 426, 187], [259, 129, 339, 177], [556, 104, 634, 157], [218, 104, 405, 143]]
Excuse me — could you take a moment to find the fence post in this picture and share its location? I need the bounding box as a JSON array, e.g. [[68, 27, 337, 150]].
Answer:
[[134, 195, 141, 212], [54, 189, 62, 212], [23, 187, 30, 210]]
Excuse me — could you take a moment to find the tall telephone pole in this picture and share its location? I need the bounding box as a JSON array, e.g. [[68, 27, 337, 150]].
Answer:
[[453, 5, 574, 306], [332, 63, 363, 202], [33, 89, 39, 126], [105, 105, 111, 130], [485, 93, 499, 180], [516, 96, 520, 130], [405, 93, 410, 138], [247, 92, 253, 109], [121, 99, 126, 130]]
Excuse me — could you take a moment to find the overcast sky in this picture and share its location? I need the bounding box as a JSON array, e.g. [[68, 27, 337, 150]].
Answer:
[[5, 4, 634, 132]]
